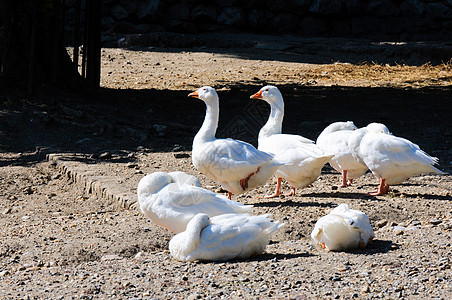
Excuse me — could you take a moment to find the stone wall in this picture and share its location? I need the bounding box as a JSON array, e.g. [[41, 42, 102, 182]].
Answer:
[[67, 0, 452, 40]]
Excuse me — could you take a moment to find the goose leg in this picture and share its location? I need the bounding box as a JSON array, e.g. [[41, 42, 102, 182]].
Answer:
[[284, 186, 296, 196], [263, 177, 282, 198], [240, 166, 261, 191], [227, 192, 233, 200], [369, 178, 390, 196], [338, 170, 348, 187]]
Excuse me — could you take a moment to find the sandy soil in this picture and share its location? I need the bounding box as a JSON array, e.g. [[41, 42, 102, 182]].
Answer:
[[1, 36, 451, 299]]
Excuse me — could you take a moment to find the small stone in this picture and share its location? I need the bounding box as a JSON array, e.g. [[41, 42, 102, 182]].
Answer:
[[182, 275, 189, 281], [0, 270, 10, 276], [187, 295, 198, 300], [394, 229, 404, 236], [127, 163, 138, 168], [152, 124, 167, 135], [2, 208, 11, 215], [23, 186, 33, 195], [51, 174, 61, 180], [173, 153, 190, 159], [101, 254, 123, 261], [361, 285, 370, 293], [376, 219, 388, 228], [410, 220, 421, 226], [429, 219, 442, 225], [98, 152, 112, 159]]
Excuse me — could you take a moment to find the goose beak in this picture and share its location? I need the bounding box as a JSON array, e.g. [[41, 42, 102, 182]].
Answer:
[[188, 90, 199, 98], [250, 90, 263, 99]]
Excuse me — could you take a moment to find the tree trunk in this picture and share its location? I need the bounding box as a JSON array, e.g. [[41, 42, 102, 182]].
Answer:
[[0, 0, 84, 93]]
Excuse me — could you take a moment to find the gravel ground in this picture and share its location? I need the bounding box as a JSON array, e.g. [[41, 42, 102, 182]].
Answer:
[[1, 36, 451, 299]]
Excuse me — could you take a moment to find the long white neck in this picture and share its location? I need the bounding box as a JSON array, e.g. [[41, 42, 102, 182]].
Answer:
[[182, 217, 208, 252], [259, 100, 284, 140], [193, 98, 219, 145], [348, 128, 368, 163]]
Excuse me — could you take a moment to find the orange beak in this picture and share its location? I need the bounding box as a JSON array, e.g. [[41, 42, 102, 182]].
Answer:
[[250, 90, 263, 99], [188, 90, 199, 98]]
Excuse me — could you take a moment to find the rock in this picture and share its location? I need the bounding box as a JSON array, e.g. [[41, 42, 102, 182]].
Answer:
[[108, 21, 143, 34], [119, 0, 137, 15], [429, 218, 442, 225], [101, 17, 116, 30], [345, 0, 369, 15], [172, 145, 185, 152], [410, 219, 421, 226], [98, 152, 112, 159], [400, 0, 425, 16], [309, 0, 342, 15], [101, 254, 123, 261], [246, 10, 267, 31], [2, 208, 11, 214], [168, 4, 190, 20], [361, 285, 370, 293], [152, 124, 167, 136], [266, 0, 287, 12], [110, 4, 128, 20], [425, 2, 449, 19], [367, 0, 400, 17], [271, 13, 299, 32], [23, 186, 34, 194], [217, 7, 245, 27], [376, 219, 388, 228], [173, 153, 190, 159], [191, 5, 217, 23], [350, 16, 380, 35], [215, 0, 240, 7], [136, 0, 162, 19]]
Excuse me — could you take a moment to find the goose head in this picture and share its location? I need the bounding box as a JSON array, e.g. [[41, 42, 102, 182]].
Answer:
[[188, 86, 218, 105], [250, 85, 283, 107], [137, 172, 173, 200], [366, 123, 391, 134], [186, 213, 212, 233]]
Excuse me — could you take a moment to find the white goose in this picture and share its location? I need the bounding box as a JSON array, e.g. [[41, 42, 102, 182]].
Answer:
[[250, 85, 333, 198], [348, 123, 444, 195], [137, 171, 253, 233], [316, 121, 368, 187], [189, 86, 282, 199], [169, 213, 284, 262], [311, 203, 374, 251]]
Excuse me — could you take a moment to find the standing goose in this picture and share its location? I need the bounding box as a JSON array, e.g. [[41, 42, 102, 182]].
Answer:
[[311, 203, 374, 251], [348, 123, 444, 196], [250, 85, 333, 198], [137, 171, 253, 233], [189, 86, 282, 199], [316, 121, 368, 187], [169, 213, 284, 262]]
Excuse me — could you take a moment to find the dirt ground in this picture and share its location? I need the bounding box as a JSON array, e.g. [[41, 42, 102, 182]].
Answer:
[[1, 35, 451, 299]]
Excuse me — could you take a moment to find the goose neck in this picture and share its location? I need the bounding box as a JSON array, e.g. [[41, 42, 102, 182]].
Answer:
[[259, 101, 284, 140], [194, 99, 219, 144]]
